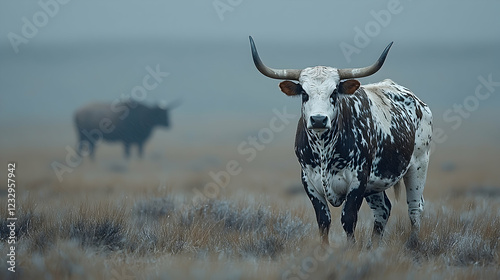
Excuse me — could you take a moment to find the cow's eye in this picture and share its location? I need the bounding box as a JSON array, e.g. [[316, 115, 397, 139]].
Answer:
[[330, 90, 337, 103], [301, 91, 309, 102]]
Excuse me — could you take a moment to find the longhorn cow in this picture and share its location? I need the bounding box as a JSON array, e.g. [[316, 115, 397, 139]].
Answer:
[[249, 36, 432, 247], [74, 100, 179, 159]]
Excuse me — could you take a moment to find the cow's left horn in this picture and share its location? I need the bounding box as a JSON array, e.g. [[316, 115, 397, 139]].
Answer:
[[163, 99, 182, 110], [249, 36, 302, 80], [338, 42, 393, 79]]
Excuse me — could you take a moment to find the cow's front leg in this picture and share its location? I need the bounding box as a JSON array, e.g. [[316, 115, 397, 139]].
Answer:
[[341, 173, 367, 243], [302, 171, 331, 245]]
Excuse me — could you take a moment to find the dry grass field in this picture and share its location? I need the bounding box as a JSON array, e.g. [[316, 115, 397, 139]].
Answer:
[[1, 133, 499, 279]]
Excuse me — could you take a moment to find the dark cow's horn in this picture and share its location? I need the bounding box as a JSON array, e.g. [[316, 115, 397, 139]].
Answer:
[[249, 36, 302, 81], [337, 42, 393, 80], [165, 99, 182, 110]]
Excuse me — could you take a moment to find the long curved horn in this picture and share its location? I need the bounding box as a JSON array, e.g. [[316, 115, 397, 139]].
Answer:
[[249, 36, 302, 80], [165, 99, 182, 110], [337, 42, 393, 79], [158, 99, 181, 110]]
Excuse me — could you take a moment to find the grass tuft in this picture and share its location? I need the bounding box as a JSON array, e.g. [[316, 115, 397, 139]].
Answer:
[[1, 188, 499, 279], [66, 203, 126, 251], [241, 236, 285, 259]]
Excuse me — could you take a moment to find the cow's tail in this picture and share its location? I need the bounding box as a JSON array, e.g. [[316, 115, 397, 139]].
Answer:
[[393, 179, 403, 202]]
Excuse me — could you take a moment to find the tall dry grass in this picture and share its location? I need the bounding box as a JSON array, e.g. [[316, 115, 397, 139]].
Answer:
[[1, 181, 499, 280]]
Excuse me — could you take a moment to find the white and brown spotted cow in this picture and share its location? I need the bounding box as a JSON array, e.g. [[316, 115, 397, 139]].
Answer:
[[249, 36, 432, 247]]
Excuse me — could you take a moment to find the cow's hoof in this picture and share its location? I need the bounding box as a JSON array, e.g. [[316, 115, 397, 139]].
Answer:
[[405, 235, 419, 250]]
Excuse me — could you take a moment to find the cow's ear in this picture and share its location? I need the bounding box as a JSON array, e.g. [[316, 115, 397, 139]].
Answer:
[[279, 81, 301, 96], [339, 79, 360, 95]]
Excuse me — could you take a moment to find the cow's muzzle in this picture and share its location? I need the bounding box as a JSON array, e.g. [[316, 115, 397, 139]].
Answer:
[[309, 115, 329, 130]]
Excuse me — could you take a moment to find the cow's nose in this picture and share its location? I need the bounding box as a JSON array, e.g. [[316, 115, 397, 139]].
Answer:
[[310, 115, 328, 129]]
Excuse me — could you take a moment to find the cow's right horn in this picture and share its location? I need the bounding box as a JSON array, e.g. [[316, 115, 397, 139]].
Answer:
[[249, 36, 302, 81]]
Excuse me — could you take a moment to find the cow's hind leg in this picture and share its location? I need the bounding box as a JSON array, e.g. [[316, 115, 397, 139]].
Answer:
[[124, 143, 131, 159], [365, 191, 391, 246], [403, 160, 428, 249], [302, 171, 331, 245], [87, 141, 95, 160]]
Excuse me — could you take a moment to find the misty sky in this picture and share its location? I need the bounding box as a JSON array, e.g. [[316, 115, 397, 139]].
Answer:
[[1, 0, 500, 48], [1, 0, 500, 150]]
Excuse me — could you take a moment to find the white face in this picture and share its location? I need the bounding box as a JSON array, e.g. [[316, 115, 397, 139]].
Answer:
[[299, 66, 340, 131]]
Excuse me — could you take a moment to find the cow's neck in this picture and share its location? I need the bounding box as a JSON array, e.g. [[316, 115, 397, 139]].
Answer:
[[305, 111, 341, 183]]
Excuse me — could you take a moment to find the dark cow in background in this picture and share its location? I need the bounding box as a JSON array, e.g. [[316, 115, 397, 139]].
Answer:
[[249, 36, 432, 247], [74, 100, 179, 159]]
